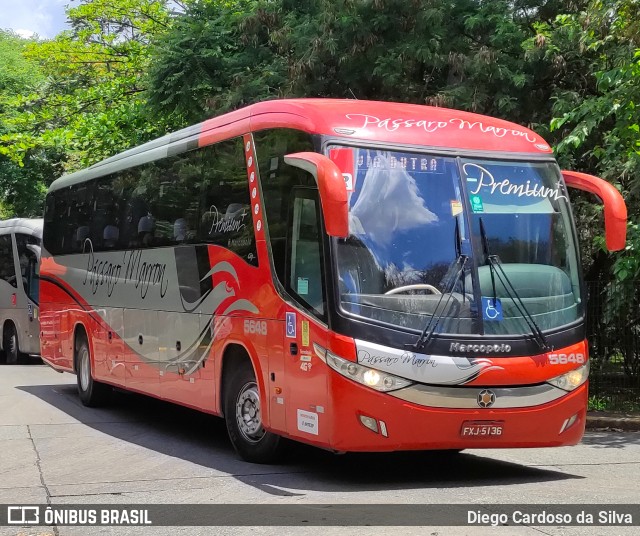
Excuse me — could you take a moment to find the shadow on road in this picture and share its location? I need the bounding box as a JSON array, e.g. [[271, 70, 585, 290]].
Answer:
[[18, 383, 581, 495], [0, 356, 44, 366]]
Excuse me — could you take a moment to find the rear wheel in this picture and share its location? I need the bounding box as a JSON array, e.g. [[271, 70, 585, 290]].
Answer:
[[76, 335, 110, 407], [3, 323, 19, 365], [224, 361, 281, 463]]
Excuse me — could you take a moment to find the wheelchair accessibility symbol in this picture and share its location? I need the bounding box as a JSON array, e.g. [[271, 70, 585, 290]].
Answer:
[[481, 297, 503, 321], [285, 312, 297, 338]]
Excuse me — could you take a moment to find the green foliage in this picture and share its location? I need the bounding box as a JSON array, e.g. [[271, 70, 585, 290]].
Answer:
[[1, 0, 175, 173], [147, 0, 574, 127], [537, 3, 640, 381]]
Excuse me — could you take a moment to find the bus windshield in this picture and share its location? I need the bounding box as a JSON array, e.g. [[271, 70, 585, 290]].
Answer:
[[331, 146, 582, 337]]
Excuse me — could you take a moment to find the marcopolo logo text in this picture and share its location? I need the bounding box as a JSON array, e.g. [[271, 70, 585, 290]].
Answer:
[[449, 343, 511, 354]]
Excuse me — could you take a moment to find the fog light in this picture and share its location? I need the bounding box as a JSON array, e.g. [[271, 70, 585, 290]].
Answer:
[[359, 415, 379, 433], [363, 370, 381, 386]]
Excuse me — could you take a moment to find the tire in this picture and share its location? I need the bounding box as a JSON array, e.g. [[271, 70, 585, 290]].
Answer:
[[4, 323, 19, 365], [76, 335, 110, 407], [223, 361, 281, 463]]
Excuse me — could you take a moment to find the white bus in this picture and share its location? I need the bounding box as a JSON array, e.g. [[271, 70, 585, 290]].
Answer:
[[0, 218, 42, 364]]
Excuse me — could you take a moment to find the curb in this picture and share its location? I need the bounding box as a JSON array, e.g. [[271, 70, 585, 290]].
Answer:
[[586, 412, 640, 432]]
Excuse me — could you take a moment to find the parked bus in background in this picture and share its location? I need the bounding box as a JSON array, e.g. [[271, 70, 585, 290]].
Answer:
[[39, 99, 626, 462], [0, 218, 42, 364]]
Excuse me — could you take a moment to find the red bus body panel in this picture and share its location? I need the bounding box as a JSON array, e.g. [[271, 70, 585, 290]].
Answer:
[[40, 99, 604, 453]]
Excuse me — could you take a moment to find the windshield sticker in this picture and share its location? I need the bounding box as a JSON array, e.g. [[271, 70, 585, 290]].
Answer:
[[297, 277, 309, 295], [329, 148, 356, 192], [463, 163, 567, 203], [450, 200, 463, 217], [470, 195, 484, 213], [482, 297, 503, 321], [354, 153, 445, 173]]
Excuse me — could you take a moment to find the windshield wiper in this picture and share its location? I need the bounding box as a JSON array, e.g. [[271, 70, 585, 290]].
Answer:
[[478, 217, 551, 352], [411, 219, 467, 351]]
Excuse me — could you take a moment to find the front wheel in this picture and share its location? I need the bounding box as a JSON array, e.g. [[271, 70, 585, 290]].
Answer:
[[76, 336, 110, 407], [224, 362, 281, 463], [3, 323, 19, 365]]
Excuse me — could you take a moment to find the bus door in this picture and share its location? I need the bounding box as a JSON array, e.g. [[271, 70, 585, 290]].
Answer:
[[14, 234, 40, 355], [282, 188, 330, 443], [124, 308, 160, 396]]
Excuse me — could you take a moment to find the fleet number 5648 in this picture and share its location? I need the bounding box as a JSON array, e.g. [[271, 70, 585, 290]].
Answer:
[[548, 353, 585, 364]]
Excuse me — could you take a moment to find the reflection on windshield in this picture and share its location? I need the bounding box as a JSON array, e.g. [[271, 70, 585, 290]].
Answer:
[[349, 154, 438, 245], [330, 146, 582, 337], [331, 147, 474, 333]]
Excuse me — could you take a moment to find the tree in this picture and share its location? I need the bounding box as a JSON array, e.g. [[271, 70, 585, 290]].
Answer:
[[147, 0, 578, 127], [0, 30, 58, 217], [1, 0, 175, 171], [533, 0, 640, 382]]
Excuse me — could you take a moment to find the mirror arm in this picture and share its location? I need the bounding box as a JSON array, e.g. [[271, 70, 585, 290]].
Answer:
[[561, 170, 627, 251]]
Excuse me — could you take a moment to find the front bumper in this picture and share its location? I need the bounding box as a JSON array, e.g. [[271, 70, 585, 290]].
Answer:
[[328, 373, 587, 451]]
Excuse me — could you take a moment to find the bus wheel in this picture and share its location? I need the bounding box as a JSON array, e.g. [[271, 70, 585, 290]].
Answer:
[[3, 323, 19, 365], [76, 336, 109, 407], [224, 361, 281, 464]]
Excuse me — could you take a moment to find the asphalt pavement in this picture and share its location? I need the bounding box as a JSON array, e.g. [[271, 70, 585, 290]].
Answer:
[[1, 363, 639, 536]]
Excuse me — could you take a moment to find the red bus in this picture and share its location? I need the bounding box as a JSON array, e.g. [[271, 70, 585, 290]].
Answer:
[[40, 99, 627, 462]]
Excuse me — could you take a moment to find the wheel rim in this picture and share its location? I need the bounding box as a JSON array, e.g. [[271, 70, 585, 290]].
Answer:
[[79, 346, 90, 392], [235, 381, 265, 443]]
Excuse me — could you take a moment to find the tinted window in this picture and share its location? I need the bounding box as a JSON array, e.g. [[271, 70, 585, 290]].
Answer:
[[0, 235, 16, 287], [254, 129, 316, 285], [15, 233, 40, 302], [288, 190, 325, 316], [43, 138, 258, 266]]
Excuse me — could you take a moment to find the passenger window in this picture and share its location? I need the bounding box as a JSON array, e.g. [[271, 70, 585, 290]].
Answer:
[[287, 189, 325, 317], [0, 235, 17, 288]]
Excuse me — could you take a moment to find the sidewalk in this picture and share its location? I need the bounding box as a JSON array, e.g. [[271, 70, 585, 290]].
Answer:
[[586, 411, 640, 431]]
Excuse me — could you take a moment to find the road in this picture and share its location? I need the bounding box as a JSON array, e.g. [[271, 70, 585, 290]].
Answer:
[[1, 363, 639, 536]]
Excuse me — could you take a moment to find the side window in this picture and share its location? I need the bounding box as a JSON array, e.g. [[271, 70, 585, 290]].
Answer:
[[15, 234, 40, 303], [0, 235, 17, 287], [91, 176, 124, 250], [287, 189, 325, 317], [44, 137, 258, 266], [68, 182, 95, 253], [44, 189, 74, 255], [254, 128, 316, 286], [198, 139, 257, 265]]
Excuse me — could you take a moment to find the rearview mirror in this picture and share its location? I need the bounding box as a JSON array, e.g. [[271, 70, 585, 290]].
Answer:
[[562, 170, 627, 251], [284, 152, 348, 237]]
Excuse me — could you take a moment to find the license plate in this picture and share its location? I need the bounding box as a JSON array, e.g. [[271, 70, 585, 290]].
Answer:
[[460, 420, 504, 437]]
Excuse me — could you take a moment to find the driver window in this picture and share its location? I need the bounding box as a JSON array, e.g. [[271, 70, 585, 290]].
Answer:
[[15, 234, 40, 303], [287, 189, 325, 318]]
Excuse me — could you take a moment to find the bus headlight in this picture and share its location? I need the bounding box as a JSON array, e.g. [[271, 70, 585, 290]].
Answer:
[[547, 362, 590, 392], [313, 343, 413, 392]]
